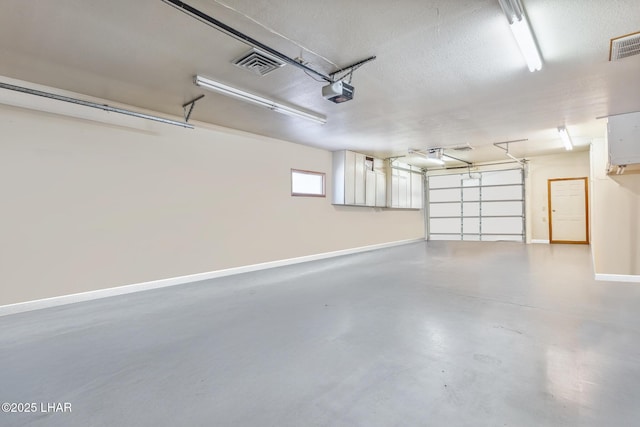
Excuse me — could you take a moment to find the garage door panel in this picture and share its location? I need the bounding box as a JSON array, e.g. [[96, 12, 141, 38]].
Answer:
[[482, 201, 523, 216], [430, 234, 461, 241], [462, 187, 480, 201], [462, 202, 480, 216], [429, 174, 461, 188], [430, 218, 461, 234], [482, 185, 522, 201], [462, 178, 480, 187], [481, 217, 523, 234], [429, 189, 460, 202], [481, 235, 523, 242], [430, 203, 461, 217], [482, 169, 522, 185], [463, 218, 480, 234]]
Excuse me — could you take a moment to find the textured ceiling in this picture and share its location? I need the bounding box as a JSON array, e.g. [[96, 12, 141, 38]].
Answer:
[[0, 0, 639, 165]]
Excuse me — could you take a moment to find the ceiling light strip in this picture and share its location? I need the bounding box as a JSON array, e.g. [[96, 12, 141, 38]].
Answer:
[[557, 126, 573, 150], [0, 81, 194, 128], [498, 0, 542, 72], [195, 75, 326, 124]]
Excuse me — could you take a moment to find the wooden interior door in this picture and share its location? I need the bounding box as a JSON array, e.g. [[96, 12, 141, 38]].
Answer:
[[548, 177, 589, 244]]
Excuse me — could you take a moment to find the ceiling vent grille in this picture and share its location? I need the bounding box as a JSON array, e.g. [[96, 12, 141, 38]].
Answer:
[[451, 144, 474, 151], [610, 31, 640, 61], [233, 48, 286, 76]]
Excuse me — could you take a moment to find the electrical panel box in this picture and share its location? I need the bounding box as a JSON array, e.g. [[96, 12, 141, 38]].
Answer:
[[608, 111, 640, 165]]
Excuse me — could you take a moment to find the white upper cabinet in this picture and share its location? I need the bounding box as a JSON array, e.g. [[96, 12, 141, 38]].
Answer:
[[375, 172, 386, 207], [365, 170, 376, 207], [354, 152, 366, 205], [387, 160, 424, 209], [332, 150, 386, 207]]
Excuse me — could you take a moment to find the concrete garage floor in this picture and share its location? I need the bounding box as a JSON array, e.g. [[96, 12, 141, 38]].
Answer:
[[1, 241, 640, 427]]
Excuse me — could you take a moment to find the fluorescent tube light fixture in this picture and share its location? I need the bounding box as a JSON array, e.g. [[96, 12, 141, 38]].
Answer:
[[498, 0, 542, 72], [194, 75, 326, 125], [558, 126, 573, 151]]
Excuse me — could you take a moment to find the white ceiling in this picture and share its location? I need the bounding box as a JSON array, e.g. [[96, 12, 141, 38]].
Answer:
[[0, 0, 639, 165]]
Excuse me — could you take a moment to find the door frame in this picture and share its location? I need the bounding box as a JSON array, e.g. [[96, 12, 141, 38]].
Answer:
[[547, 177, 589, 244]]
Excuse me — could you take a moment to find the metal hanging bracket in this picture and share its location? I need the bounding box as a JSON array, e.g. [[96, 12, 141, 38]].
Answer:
[[493, 139, 527, 165], [329, 56, 377, 82], [182, 94, 205, 122]]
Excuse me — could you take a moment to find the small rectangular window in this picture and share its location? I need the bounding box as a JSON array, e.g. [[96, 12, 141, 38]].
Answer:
[[291, 169, 325, 197]]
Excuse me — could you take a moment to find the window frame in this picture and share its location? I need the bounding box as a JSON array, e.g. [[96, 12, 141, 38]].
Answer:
[[291, 169, 326, 198]]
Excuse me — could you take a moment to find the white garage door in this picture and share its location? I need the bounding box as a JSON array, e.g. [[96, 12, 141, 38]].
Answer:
[[427, 168, 525, 242]]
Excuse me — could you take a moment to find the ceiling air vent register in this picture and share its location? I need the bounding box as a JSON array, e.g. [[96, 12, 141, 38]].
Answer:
[[233, 48, 286, 76], [451, 144, 474, 152], [609, 31, 640, 61]]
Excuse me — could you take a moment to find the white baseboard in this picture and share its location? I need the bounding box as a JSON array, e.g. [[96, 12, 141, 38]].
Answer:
[[594, 274, 640, 283], [530, 239, 550, 244], [0, 238, 424, 317], [591, 246, 640, 282]]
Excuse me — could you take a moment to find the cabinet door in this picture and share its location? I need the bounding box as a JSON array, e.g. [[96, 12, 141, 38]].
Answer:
[[354, 152, 366, 205], [332, 150, 345, 204], [344, 150, 356, 205], [391, 174, 399, 207], [365, 170, 376, 206], [398, 176, 408, 208], [411, 173, 423, 208], [375, 172, 386, 207]]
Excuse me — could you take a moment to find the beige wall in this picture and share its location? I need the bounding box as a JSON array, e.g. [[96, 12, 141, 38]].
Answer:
[[0, 104, 424, 305], [526, 151, 591, 242], [590, 138, 640, 276]]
